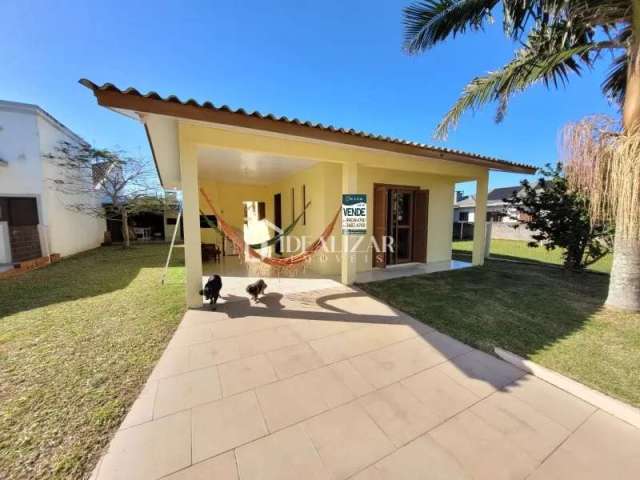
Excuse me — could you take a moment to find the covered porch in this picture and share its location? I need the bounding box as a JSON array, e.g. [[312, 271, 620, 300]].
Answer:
[[180, 126, 498, 308]]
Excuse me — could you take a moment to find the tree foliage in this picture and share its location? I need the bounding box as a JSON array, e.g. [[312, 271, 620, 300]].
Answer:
[[45, 141, 165, 247], [505, 164, 612, 271], [403, 0, 633, 138]]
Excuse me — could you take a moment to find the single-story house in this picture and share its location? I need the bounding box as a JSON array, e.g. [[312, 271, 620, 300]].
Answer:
[[0, 100, 105, 265], [81, 80, 535, 307], [453, 185, 525, 223]]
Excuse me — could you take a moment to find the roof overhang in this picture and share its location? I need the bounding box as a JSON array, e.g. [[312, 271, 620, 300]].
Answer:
[[79, 79, 537, 188]]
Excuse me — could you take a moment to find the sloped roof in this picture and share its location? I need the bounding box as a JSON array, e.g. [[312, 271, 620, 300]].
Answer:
[[454, 196, 476, 208], [79, 79, 536, 175], [454, 185, 524, 209], [488, 185, 522, 201], [0, 99, 88, 146]]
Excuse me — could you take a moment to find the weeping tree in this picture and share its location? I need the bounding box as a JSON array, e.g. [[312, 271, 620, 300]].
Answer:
[[403, 0, 640, 310], [563, 116, 640, 309], [46, 141, 164, 248]]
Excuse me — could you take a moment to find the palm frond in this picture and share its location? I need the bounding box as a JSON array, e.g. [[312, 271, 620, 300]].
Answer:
[[403, 0, 499, 53], [602, 53, 628, 106], [435, 40, 601, 139], [601, 22, 632, 107]]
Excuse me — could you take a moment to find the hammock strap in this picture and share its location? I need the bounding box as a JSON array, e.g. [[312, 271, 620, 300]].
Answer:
[[199, 188, 339, 268], [198, 201, 311, 249]]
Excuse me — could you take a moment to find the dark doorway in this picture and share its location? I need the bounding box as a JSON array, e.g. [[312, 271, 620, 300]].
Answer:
[[0, 197, 42, 262], [274, 193, 282, 254], [386, 188, 415, 265], [372, 185, 428, 268]]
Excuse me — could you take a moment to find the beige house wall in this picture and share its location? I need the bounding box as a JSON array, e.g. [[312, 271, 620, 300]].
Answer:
[[178, 121, 489, 306]]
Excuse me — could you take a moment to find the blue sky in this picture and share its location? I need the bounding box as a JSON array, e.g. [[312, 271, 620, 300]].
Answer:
[[1, 0, 617, 194]]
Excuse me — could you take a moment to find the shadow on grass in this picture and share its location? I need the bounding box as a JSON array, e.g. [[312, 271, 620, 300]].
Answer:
[[360, 258, 608, 362], [0, 244, 184, 318]]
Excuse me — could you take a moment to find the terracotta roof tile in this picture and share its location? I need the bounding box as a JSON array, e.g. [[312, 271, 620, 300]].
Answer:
[[79, 79, 536, 174]]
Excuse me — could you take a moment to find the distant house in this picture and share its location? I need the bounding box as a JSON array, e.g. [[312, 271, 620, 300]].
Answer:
[[453, 185, 524, 223], [0, 100, 105, 265]]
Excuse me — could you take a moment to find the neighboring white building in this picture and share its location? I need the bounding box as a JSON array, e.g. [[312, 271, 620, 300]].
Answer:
[[453, 186, 523, 223], [0, 100, 105, 264]]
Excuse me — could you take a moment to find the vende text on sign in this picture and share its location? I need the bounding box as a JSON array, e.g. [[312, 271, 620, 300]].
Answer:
[[342, 194, 367, 235]]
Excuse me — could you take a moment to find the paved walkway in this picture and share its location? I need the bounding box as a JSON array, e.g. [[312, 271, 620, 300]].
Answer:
[[91, 284, 640, 480]]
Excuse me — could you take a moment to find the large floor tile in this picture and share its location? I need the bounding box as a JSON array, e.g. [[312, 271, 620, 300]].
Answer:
[[470, 391, 570, 463], [421, 331, 473, 359], [288, 317, 363, 341], [315, 290, 398, 317], [255, 366, 355, 431], [350, 337, 447, 388], [97, 411, 191, 480], [235, 424, 331, 480], [502, 375, 595, 431], [434, 349, 525, 397], [149, 347, 191, 380], [189, 337, 243, 370], [305, 402, 394, 480], [120, 381, 157, 429], [191, 391, 268, 462], [326, 359, 375, 396], [429, 410, 539, 480], [235, 326, 301, 358], [167, 325, 214, 349], [163, 452, 238, 480], [218, 354, 277, 396], [529, 410, 640, 479], [358, 383, 441, 446], [401, 367, 480, 422], [154, 366, 221, 418], [354, 434, 471, 480], [266, 343, 324, 379], [208, 316, 290, 339], [309, 323, 416, 364]]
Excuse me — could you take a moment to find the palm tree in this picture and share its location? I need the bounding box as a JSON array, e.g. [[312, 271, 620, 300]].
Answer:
[[403, 0, 639, 310]]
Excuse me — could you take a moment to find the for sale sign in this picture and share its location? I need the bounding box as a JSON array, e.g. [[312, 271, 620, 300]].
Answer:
[[342, 194, 367, 235]]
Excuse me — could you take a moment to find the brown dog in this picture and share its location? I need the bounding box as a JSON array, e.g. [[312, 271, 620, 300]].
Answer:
[[246, 279, 267, 302]]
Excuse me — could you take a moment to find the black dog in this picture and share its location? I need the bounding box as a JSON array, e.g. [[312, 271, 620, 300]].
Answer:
[[246, 279, 267, 303], [199, 275, 222, 309]]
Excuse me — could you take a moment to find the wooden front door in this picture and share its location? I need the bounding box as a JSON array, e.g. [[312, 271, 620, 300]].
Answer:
[[387, 188, 414, 265], [372, 185, 428, 268]]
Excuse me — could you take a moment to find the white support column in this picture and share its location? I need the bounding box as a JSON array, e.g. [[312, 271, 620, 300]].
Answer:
[[472, 171, 489, 266], [341, 162, 358, 285], [179, 145, 203, 307]]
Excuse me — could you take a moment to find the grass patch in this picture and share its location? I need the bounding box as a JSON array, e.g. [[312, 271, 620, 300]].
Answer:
[[453, 238, 612, 273], [360, 260, 640, 408], [0, 244, 185, 479]]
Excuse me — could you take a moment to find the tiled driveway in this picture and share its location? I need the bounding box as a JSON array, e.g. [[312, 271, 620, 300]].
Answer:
[[92, 284, 640, 480]]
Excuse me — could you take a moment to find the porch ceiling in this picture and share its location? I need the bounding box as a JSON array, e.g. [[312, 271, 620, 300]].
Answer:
[[198, 147, 317, 185]]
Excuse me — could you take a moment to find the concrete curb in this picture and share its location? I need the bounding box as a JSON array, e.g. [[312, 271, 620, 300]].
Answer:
[[494, 347, 640, 429]]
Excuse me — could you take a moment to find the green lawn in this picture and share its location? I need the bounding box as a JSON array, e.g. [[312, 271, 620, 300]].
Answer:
[[0, 245, 185, 480], [453, 238, 613, 273], [1, 242, 637, 479], [361, 260, 640, 408]]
